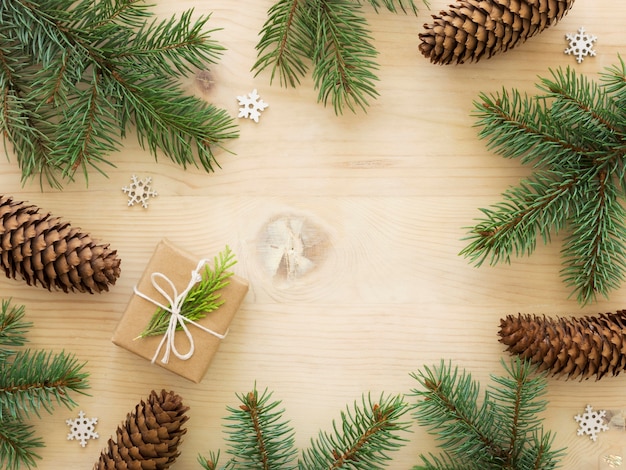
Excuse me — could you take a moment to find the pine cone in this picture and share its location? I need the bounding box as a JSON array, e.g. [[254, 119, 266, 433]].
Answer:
[[95, 390, 189, 470], [419, 0, 575, 65], [0, 195, 120, 293], [499, 311, 626, 380]]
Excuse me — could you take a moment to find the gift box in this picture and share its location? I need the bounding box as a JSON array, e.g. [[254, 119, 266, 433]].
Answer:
[[112, 239, 248, 383]]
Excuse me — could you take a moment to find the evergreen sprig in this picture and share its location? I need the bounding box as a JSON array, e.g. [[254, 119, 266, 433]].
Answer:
[[0, 0, 238, 188], [410, 358, 565, 469], [253, 0, 427, 114], [139, 246, 236, 338], [300, 393, 410, 469], [0, 299, 30, 360], [201, 387, 298, 470], [0, 418, 43, 470], [199, 385, 410, 470], [460, 57, 626, 305], [0, 349, 89, 420], [0, 299, 89, 470]]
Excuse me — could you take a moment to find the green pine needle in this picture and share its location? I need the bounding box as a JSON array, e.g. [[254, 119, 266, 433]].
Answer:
[[253, 0, 426, 114], [461, 57, 626, 305], [0, 0, 238, 187], [410, 358, 565, 469], [139, 246, 236, 338]]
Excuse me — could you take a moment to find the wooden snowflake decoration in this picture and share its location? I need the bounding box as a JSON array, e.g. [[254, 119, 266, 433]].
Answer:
[[565, 27, 597, 63], [237, 89, 268, 123], [66, 410, 99, 447], [575, 404, 609, 442], [122, 175, 158, 208]]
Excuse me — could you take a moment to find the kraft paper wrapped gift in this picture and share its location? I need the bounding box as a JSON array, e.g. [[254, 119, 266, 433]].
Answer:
[[112, 239, 248, 383]]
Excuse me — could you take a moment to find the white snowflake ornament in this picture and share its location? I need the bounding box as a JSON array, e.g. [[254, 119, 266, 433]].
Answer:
[[575, 404, 609, 442], [122, 175, 157, 208], [66, 410, 99, 447], [237, 89, 268, 123], [565, 27, 597, 63]]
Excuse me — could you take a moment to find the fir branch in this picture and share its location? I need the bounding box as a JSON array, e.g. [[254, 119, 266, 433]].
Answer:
[[252, 0, 314, 88], [253, 0, 426, 114], [0, 35, 58, 187], [600, 54, 626, 109], [0, 299, 31, 357], [114, 10, 225, 77], [0, 417, 43, 470], [461, 60, 626, 304], [0, 349, 89, 420], [410, 358, 565, 469], [560, 170, 626, 304], [460, 168, 586, 266], [312, 0, 379, 114], [300, 393, 410, 469], [48, 71, 120, 180], [89, 0, 152, 30], [0, 0, 238, 187], [222, 388, 298, 470], [410, 361, 504, 465], [139, 246, 236, 338]]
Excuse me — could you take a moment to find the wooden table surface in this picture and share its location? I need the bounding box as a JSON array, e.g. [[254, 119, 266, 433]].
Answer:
[[2, 1, 625, 468]]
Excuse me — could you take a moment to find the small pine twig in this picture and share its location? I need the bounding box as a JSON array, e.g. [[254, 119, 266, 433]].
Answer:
[[222, 387, 298, 470], [139, 246, 236, 338], [461, 58, 626, 305], [301, 393, 410, 469], [197, 450, 223, 470], [410, 358, 565, 469], [0, 299, 31, 359], [0, 350, 90, 420], [253, 0, 426, 114], [0, 418, 44, 470]]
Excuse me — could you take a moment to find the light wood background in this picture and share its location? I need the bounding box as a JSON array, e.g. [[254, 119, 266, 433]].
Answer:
[[1, 1, 625, 468]]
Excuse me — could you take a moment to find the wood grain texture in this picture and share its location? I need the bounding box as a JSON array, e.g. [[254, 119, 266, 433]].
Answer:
[[1, 1, 625, 468]]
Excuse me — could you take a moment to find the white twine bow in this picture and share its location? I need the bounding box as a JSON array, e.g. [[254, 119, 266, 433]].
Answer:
[[133, 259, 228, 364]]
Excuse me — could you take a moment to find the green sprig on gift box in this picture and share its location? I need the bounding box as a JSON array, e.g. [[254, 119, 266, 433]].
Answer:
[[139, 246, 236, 338]]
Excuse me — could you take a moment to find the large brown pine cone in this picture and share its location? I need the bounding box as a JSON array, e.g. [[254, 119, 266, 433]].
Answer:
[[95, 390, 189, 470], [499, 311, 626, 380], [419, 0, 575, 65], [0, 195, 120, 293]]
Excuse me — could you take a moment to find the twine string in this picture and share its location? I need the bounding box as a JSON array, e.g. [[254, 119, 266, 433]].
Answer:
[[133, 259, 228, 364]]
